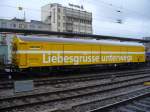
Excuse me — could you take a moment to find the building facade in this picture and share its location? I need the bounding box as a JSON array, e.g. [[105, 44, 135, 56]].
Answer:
[[0, 34, 9, 64], [41, 3, 93, 34], [0, 18, 51, 31], [0, 18, 51, 64]]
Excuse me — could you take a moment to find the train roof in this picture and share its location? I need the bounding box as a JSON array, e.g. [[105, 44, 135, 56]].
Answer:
[[17, 35, 144, 47]]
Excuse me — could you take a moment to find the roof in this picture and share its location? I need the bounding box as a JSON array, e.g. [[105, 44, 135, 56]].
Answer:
[[18, 35, 144, 47], [0, 28, 149, 43]]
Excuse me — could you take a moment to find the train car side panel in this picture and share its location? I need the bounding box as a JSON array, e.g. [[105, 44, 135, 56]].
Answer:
[[91, 45, 100, 64], [63, 44, 92, 65], [101, 44, 121, 64], [128, 46, 145, 63], [12, 36, 146, 69], [120, 46, 128, 63], [50, 43, 64, 66]]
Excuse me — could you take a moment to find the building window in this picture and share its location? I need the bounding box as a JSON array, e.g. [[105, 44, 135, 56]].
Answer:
[[80, 19, 82, 23], [89, 21, 92, 24], [63, 23, 66, 28], [58, 22, 60, 27], [30, 24, 35, 29], [58, 15, 60, 20], [53, 9, 55, 23], [38, 25, 42, 29], [1, 22, 7, 28], [13, 24, 16, 28], [58, 8, 60, 13], [63, 16, 65, 20], [19, 24, 23, 28]]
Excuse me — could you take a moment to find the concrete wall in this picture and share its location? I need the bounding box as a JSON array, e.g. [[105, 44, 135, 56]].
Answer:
[[0, 45, 8, 65]]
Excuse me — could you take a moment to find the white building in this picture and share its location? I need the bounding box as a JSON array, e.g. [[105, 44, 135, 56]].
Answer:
[[41, 3, 93, 34], [0, 18, 51, 31], [0, 18, 51, 64]]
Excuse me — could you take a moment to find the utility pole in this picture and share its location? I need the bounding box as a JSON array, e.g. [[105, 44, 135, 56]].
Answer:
[[18, 6, 26, 21]]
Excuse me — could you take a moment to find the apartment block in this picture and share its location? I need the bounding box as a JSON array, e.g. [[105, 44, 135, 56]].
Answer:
[[41, 3, 93, 34]]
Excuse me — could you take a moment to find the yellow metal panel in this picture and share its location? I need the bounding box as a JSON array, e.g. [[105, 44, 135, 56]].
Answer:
[[91, 45, 100, 64], [19, 44, 27, 67], [64, 44, 92, 65], [101, 45, 121, 64], [27, 43, 43, 67], [51, 44, 63, 66], [13, 36, 145, 69], [63, 44, 74, 65], [128, 46, 136, 63], [120, 46, 128, 63]]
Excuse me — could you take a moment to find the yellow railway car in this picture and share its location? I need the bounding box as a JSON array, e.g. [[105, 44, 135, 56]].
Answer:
[[12, 35, 145, 69]]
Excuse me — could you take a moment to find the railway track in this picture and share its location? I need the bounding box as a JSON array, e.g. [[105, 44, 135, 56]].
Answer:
[[0, 68, 150, 90], [117, 96, 150, 112], [0, 69, 150, 112], [72, 87, 150, 112], [87, 91, 150, 112], [0, 72, 12, 79]]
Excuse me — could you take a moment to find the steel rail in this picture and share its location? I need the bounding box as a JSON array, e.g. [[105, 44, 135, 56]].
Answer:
[[0, 68, 150, 90], [0, 74, 149, 111]]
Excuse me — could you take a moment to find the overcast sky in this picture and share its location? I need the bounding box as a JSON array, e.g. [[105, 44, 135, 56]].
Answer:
[[0, 0, 150, 38]]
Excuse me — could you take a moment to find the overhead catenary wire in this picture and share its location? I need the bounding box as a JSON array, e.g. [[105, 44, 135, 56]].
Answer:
[[86, 0, 150, 20], [0, 16, 147, 37], [0, 2, 149, 37], [0, 3, 141, 26], [0, 3, 124, 24], [0, 0, 149, 21], [0, 0, 147, 16], [80, 0, 150, 28]]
